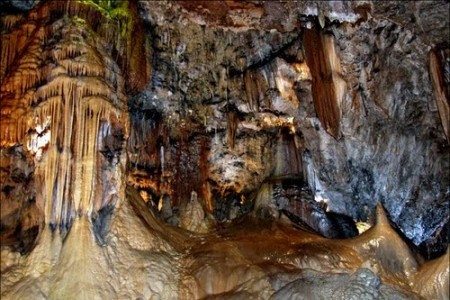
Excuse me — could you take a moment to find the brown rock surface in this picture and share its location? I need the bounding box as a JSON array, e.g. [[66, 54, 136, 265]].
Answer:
[[1, 0, 449, 299]]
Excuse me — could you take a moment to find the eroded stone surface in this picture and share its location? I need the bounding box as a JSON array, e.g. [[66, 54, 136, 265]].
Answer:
[[0, 1, 449, 299], [129, 0, 449, 257]]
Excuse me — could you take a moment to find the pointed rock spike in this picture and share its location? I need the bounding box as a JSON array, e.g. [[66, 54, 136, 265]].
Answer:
[[375, 202, 390, 227]]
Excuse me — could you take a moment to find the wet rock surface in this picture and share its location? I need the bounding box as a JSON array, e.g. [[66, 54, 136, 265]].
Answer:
[[0, 146, 39, 254], [0, 0, 449, 299], [128, 0, 449, 258], [271, 268, 421, 300]]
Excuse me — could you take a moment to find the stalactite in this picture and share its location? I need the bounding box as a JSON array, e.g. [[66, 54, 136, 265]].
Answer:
[[303, 26, 346, 139], [429, 49, 449, 143], [244, 70, 261, 112], [1, 14, 23, 31], [218, 66, 228, 101], [0, 0, 144, 234], [226, 110, 239, 149], [1, 0, 149, 92], [203, 181, 213, 212]]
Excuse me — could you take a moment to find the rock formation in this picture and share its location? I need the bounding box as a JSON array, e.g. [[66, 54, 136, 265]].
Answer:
[[1, 0, 448, 299]]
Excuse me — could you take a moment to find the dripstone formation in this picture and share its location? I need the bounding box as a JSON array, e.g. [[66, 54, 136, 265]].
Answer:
[[1, 1, 448, 299]]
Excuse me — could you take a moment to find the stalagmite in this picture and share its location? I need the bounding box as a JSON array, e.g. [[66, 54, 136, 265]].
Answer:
[[348, 203, 419, 285], [413, 248, 449, 300], [1, 1, 448, 299], [180, 191, 209, 233], [253, 182, 278, 219]]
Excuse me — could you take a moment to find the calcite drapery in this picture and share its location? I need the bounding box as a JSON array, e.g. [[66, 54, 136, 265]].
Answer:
[[1, 1, 449, 299], [429, 48, 449, 143], [0, 0, 149, 233], [303, 25, 346, 139]]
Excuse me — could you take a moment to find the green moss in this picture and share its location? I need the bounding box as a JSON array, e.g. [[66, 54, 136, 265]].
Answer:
[[78, 0, 133, 38], [109, 4, 133, 39], [92, 0, 125, 12]]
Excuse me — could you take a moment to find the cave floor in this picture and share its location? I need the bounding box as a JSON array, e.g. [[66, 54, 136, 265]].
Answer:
[[0, 186, 446, 299]]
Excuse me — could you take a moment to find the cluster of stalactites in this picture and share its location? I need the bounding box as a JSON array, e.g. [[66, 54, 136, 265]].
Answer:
[[1, 0, 149, 90], [2, 1, 104, 78], [0, 0, 137, 147], [0, 1, 139, 230]]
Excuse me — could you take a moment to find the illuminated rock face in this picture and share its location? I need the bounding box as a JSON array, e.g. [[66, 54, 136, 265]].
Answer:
[[303, 27, 346, 139], [0, 0, 149, 242], [133, 0, 449, 257], [0, 1, 449, 299]]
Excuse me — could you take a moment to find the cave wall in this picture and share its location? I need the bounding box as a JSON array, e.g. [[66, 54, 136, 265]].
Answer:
[[0, 0, 448, 257], [307, 15, 449, 248], [1, 1, 449, 299], [128, 0, 449, 255]]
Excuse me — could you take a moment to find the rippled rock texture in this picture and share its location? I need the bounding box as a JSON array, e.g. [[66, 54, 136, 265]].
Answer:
[[0, 0, 449, 299], [131, 0, 449, 257]]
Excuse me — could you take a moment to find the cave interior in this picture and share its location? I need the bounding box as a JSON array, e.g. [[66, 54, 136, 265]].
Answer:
[[0, 0, 449, 299]]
